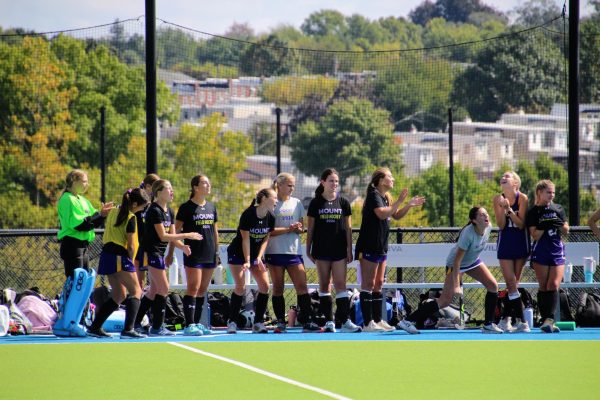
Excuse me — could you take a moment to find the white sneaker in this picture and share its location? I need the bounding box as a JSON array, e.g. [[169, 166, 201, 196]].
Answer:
[[363, 320, 385, 332], [498, 317, 514, 333], [397, 319, 420, 334], [376, 320, 396, 332], [324, 320, 336, 333], [482, 323, 503, 334], [227, 321, 237, 334], [540, 318, 559, 333], [341, 319, 362, 333], [252, 322, 268, 334], [512, 320, 531, 333]]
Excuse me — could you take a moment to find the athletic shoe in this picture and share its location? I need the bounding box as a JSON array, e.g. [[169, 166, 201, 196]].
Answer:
[[363, 320, 385, 332], [120, 329, 147, 339], [148, 327, 176, 337], [512, 320, 531, 333], [302, 321, 323, 333], [323, 320, 336, 333], [252, 322, 268, 334], [183, 324, 202, 336], [227, 321, 238, 334], [397, 319, 420, 334], [134, 324, 149, 335], [376, 320, 396, 332], [482, 323, 503, 334], [196, 323, 212, 335], [86, 327, 112, 338], [341, 319, 362, 333], [274, 322, 287, 334], [540, 318, 560, 333], [498, 317, 514, 333]]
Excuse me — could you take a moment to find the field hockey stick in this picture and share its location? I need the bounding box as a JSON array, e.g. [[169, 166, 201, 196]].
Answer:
[[455, 280, 465, 330]]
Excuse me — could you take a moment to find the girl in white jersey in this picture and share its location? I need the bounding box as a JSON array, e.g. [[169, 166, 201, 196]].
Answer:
[[406, 207, 503, 334]]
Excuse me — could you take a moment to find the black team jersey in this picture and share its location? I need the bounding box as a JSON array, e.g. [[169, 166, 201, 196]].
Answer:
[[227, 206, 275, 261], [143, 202, 174, 257], [356, 189, 390, 255], [307, 195, 352, 259], [176, 200, 218, 264]]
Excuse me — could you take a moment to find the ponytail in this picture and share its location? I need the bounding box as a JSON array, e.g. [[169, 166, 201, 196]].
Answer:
[[189, 174, 209, 199], [251, 188, 273, 208], [366, 167, 393, 204], [456, 206, 483, 241], [115, 188, 150, 227]]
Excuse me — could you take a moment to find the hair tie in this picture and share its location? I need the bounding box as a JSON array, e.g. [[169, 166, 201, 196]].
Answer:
[[127, 188, 132, 194], [139, 182, 145, 189]]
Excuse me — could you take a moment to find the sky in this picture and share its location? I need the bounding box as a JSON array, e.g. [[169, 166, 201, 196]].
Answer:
[[0, 0, 594, 35]]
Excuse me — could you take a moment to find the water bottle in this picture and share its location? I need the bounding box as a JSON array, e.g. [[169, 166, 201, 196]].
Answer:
[[524, 307, 534, 327], [287, 306, 297, 327], [213, 264, 224, 285]]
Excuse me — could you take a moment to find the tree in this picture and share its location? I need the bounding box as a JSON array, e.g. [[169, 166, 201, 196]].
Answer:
[[411, 163, 485, 226], [290, 98, 401, 185], [301, 10, 348, 38], [580, 16, 600, 103], [374, 53, 454, 131], [260, 76, 339, 106], [410, 0, 503, 26], [513, 0, 562, 27], [239, 35, 297, 77], [171, 114, 253, 228], [450, 31, 565, 121]]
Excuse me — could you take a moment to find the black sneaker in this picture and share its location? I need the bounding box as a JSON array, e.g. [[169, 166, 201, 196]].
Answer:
[[87, 327, 112, 338], [120, 329, 147, 339], [302, 321, 323, 333]]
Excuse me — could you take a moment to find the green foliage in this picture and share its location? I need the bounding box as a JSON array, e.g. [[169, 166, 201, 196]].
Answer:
[[580, 17, 600, 104], [261, 76, 339, 106], [290, 97, 401, 185]]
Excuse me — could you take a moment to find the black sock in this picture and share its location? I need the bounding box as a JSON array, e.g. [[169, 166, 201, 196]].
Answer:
[[124, 297, 140, 332], [537, 291, 544, 319], [134, 295, 153, 326], [151, 294, 166, 330], [297, 293, 312, 324], [182, 295, 196, 327], [360, 291, 373, 325], [538, 291, 550, 320], [319, 294, 333, 322], [254, 292, 269, 324], [408, 299, 440, 323], [502, 295, 512, 320], [335, 296, 350, 325], [229, 292, 243, 324], [548, 290, 558, 320], [272, 295, 286, 322], [511, 297, 524, 321], [484, 291, 498, 325], [91, 298, 119, 330], [194, 296, 205, 324], [372, 292, 383, 323]]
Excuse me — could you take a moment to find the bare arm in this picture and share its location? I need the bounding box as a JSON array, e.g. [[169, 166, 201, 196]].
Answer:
[[392, 195, 426, 220], [493, 195, 508, 230], [240, 229, 251, 270], [305, 216, 315, 263], [345, 215, 353, 263], [588, 208, 600, 240]]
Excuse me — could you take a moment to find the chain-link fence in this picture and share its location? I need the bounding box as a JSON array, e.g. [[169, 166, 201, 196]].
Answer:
[[2, 227, 598, 323]]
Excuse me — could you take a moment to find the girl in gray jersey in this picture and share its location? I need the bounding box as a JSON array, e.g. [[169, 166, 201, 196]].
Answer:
[[265, 173, 323, 333], [407, 207, 503, 334]]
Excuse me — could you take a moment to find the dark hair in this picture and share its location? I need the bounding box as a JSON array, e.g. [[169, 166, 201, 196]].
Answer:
[[151, 179, 169, 197], [141, 173, 160, 189], [456, 206, 484, 241], [115, 188, 150, 227], [189, 174, 209, 199], [366, 167, 393, 204], [250, 188, 273, 207], [315, 168, 339, 197]]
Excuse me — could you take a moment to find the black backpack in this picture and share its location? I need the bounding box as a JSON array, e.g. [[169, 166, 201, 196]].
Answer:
[[575, 292, 600, 327], [558, 289, 574, 322], [495, 288, 537, 323], [164, 292, 185, 327], [207, 292, 230, 327]]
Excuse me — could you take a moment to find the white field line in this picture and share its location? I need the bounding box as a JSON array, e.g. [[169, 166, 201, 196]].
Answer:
[[167, 341, 352, 400]]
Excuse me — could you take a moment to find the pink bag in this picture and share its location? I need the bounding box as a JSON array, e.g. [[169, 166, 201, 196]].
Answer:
[[17, 295, 57, 334]]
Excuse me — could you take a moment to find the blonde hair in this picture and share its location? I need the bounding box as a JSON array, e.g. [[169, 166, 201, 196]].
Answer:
[[272, 173, 295, 192], [64, 169, 87, 191], [534, 179, 554, 204], [505, 170, 522, 190]]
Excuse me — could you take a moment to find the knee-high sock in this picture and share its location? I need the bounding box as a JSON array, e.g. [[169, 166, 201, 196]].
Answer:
[[484, 291, 499, 325], [194, 296, 205, 324], [272, 295, 286, 322], [297, 293, 312, 324], [124, 297, 140, 332], [90, 298, 119, 331], [372, 292, 383, 323], [254, 293, 269, 323], [182, 295, 196, 327], [229, 292, 243, 324], [134, 295, 153, 326], [151, 294, 167, 330], [360, 291, 373, 325], [335, 294, 350, 325], [319, 294, 333, 322]]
